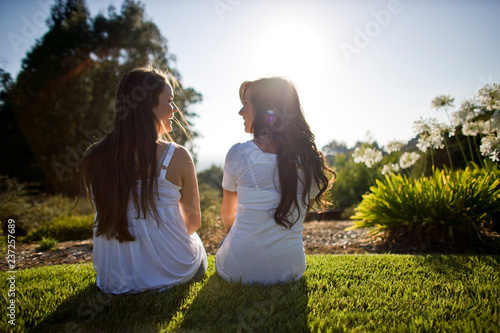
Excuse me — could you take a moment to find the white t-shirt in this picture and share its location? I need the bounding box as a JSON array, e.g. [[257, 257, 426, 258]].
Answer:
[[93, 143, 206, 294], [216, 140, 319, 284]]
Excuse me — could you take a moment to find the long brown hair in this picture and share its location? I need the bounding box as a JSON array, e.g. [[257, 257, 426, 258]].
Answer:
[[240, 77, 335, 228], [81, 67, 180, 242]]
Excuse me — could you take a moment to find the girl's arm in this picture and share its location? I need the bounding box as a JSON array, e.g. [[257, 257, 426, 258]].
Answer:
[[177, 146, 201, 235], [305, 199, 315, 217], [221, 189, 237, 233]]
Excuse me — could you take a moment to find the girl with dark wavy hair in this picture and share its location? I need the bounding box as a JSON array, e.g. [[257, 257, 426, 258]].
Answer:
[[216, 77, 335, 284], [81, 67, 206, 294]]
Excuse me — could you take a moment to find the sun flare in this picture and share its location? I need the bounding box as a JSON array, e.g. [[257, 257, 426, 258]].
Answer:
[[249, 18, 331, 87]]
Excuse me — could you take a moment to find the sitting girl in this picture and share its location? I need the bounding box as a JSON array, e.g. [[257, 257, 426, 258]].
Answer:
[[81, 67, 207, 294], [216, 77, 334, 284]]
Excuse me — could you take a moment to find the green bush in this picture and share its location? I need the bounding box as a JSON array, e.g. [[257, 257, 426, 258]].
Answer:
[[25, 214, 94, 243], [350, 163, 500, 252], [36, 237, 59, 251], [0, 175, 93, 236], [325, 153, 382, 214]]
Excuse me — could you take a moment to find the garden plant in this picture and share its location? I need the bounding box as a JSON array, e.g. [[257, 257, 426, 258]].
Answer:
[[349, 83, 500, 253]]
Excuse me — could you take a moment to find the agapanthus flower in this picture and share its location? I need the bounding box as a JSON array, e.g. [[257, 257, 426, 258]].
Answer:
[[384, 140, 406, 154], [479, 133, 500, 159], [416, 135, 432, 153], [413, 117, 438, 134], [352, 146, 383, 168], [414, 118, 446, 152], [431, 95, 455, 110], [491, 151, 499, 162], [399, 152, 421, 169], [382, 163, 400, 175], [477, 83, 500, 111], [462, 120, 489, 136]]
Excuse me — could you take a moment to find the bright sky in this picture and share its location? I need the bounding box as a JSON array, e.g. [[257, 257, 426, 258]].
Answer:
[[1, 0, 499, 171]]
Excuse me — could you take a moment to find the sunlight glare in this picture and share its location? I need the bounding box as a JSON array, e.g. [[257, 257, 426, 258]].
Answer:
[[249, 18, 332, 86]]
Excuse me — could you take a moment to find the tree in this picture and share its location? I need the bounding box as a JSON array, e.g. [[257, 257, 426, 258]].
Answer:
[[0, 69, 44, 184], [6, 0, 201, 194], [197, 165, 224, 193]]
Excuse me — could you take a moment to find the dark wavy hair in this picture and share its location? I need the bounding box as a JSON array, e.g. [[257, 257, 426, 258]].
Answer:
[[81, 67, 183, 242], [239, 77, 335, 228]]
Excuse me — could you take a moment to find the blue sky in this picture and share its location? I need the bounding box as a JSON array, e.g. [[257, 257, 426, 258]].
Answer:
[[1, 0, 499, 170]]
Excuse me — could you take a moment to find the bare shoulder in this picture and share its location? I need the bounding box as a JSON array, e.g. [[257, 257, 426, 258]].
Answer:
[[172, 143, 193, 162], [171, 144, 196, 174]]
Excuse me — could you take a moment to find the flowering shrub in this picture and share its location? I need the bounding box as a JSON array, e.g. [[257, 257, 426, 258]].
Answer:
[[330, 83, 500, 252], [350, 163, 500, 252]]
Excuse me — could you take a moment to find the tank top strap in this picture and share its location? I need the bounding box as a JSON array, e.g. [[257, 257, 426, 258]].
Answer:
[[158, 143, 176, 180]]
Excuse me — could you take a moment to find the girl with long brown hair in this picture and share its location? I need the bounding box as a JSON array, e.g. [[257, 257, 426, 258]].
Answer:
[[81, 67, 206, 294], [216, 77, 334, 284]]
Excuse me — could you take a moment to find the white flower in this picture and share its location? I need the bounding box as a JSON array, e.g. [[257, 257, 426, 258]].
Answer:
[[399, 152, 421, 169], [416, 134, 432, 153], [413, 117, 438, 134], [438, 123, 456, 137], [352, 146, 383, 168], [384, 140, 406, 154], [382, 163, 400, 175], [491, 151, 500, 162], [477, 83, 500, 111], [462, 120, 489, 136], [479, 133, 500, 157], [416, 121, 446, 153], [431, 95, 455, 110], [430, 132, 445, 149]]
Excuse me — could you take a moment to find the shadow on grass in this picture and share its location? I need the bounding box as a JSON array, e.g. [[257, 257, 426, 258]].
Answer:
[[177, 274, 310, 332], [33, 281, 192, 332]]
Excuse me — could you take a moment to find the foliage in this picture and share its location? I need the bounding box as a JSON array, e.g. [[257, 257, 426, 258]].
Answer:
[[2, 255, 499, 332], [196, 165, 223, 235], [0, 69, 43, 185], [326, 154, 376, 211], [351, 163, 500, 252], [25, 214, 94, 243], [197, 183, 223, 237], [0, 175, 92, 236], [196, 164, 223, 193], [1, 0, 202, 194], [324, 147, 383, 213], [36, 237, 59, 252]]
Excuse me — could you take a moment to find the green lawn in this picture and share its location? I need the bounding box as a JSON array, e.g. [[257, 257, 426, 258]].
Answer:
[[2, 254, 499, 332]]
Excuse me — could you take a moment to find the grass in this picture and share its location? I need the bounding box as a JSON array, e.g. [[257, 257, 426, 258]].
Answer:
[[1, 255, 499, 332]]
